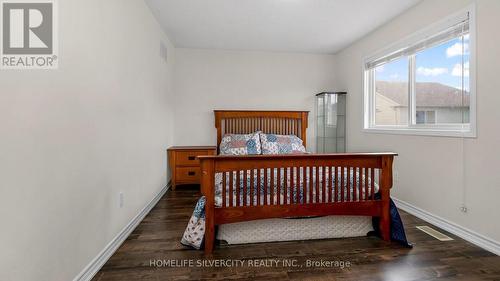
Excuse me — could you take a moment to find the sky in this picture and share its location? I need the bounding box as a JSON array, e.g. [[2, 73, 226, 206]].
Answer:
[[375, 34, 470, 90]]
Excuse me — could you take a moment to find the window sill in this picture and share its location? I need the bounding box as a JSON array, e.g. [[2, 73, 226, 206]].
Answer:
[[363, 127, 476, 138]]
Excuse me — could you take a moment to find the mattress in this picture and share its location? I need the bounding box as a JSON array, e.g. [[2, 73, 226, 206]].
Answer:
[[217, 215, 373, 244]]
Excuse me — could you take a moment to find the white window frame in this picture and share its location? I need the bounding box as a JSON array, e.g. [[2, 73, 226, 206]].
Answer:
[[362, 5, 476, 138]]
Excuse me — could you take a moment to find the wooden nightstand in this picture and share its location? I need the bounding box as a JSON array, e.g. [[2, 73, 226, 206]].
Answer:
[[167, 146, 217, 190]]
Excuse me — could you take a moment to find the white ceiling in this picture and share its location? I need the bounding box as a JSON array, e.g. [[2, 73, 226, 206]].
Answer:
[[146, 0, 421, 54]]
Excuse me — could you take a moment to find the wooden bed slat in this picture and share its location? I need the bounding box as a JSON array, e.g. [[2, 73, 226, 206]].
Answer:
[[222, 172, 227, 207], [370, 168, 375, 200], [257, 168, 261, 206], [229, 171, 234, 207], [363, 168, 368, 201], [264, 168, 268, 205], [292, 167, 297, 204], [236, 171, 241, 206], [244, 170, 248, 206], [297, 167, 300, 204], [341, 167, 344, 202], [277, 168, 282, 205], [271, 167, 275, 205], [301, 167, 305, 204], [332, 166, 336, 203], [322, 167, 327, 203], [347, 167, 351, 202], [354, 168, 358, 202], [315, 166, 319, 203], [307, 167, 312, 204], [284, 167, 291, 204]]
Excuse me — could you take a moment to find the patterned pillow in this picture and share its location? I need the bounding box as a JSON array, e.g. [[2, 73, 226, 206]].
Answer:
[[219, 132, 261, 155], [260, 133, 306, 154]]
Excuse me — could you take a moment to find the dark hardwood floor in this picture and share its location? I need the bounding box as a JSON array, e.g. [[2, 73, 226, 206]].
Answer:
[[92, 186, 500, 281]]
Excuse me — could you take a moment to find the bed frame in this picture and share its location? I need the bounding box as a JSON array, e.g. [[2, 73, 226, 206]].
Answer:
[[198, 110, 396, 254]]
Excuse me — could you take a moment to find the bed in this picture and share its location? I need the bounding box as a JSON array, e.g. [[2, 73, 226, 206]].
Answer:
[[198, 110, 397, 254]]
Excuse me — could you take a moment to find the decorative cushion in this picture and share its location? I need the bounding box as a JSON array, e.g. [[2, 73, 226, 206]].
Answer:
[[219, 132, 261, 155], [260, 133, 306, 154]]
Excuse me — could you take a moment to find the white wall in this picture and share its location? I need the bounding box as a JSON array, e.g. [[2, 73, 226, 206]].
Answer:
[[0, 0, 175, 280], [335, 0, 500, 244], [2, 1, 499, 280], [173, 48, 337, 152]]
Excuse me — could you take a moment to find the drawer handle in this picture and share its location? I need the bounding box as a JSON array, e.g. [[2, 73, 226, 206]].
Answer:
[[188, 171, 196, 176], [188, 156, 196, 160]]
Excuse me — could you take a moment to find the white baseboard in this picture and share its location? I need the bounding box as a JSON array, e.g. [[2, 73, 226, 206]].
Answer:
[[393, 197, 500, 256], [73, 183, 170, 281]]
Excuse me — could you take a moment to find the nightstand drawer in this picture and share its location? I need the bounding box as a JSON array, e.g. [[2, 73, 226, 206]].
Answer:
[[175, 150, 210, 166], [168, 146, 217, 189], [175, 167, 201, 183]]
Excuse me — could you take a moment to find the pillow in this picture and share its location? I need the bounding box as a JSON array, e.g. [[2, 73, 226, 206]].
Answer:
[[260, 133, 306, 154], [219, 132, 261, 155]]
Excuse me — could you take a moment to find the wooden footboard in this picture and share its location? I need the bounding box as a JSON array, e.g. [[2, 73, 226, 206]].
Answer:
[[199, 152, 397, 254]]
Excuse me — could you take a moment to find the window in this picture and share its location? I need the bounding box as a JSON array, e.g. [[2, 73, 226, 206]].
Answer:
[[374, 58, 408, 126], [363, 7, 475, 137]]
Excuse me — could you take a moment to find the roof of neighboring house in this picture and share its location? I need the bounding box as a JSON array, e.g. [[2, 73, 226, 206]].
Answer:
[[376, 81, 470, 107]]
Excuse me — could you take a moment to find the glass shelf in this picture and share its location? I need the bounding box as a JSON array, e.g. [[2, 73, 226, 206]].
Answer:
[[316, 92, 347, 153]]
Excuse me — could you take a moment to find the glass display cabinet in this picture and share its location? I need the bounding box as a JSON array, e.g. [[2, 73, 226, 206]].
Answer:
[[316, 92, 347, 153]]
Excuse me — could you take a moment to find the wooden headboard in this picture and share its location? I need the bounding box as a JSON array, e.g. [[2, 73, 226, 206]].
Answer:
[[214, 110, 309, 152]]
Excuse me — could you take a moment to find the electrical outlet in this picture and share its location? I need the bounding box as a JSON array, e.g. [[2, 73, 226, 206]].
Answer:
[[119, 192, 124, 208]]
